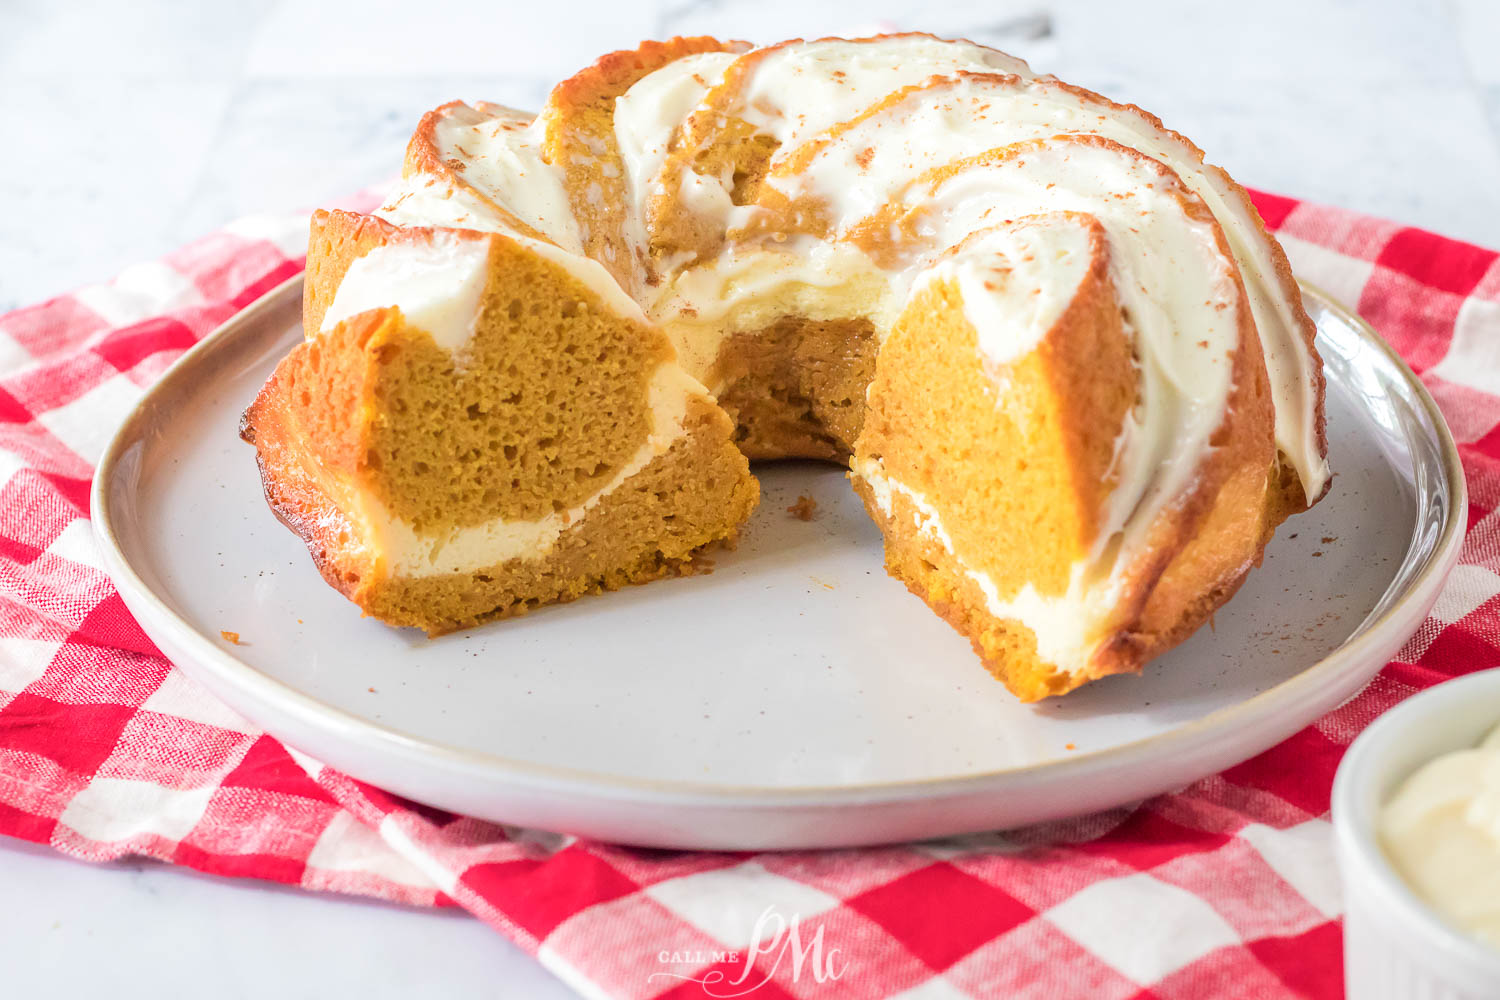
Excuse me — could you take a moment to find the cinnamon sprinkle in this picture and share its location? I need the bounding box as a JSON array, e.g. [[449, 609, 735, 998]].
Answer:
[[787, 495, 818, 521]]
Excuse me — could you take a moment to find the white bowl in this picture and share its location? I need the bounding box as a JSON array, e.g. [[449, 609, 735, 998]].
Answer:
[[1333, 669, 1500, 999]]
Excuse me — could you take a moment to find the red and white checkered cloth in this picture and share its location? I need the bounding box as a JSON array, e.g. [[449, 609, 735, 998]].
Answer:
[[1, 188, 1497, 999]]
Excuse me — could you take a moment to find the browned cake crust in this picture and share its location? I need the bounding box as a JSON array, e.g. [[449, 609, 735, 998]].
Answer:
[[243, 309, 385, 605]]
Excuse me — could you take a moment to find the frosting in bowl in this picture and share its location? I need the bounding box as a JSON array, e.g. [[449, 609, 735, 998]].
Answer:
[[1381, 722, 1500, 949]]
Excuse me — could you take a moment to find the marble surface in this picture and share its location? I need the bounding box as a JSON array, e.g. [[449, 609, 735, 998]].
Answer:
[[3, 0, 1499, 317], [0, 839, 567, 998], [1, 0, 1497, 994]]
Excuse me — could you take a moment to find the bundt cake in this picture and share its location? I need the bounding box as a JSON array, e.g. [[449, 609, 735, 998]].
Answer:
[[242, 34, 1330, 701]]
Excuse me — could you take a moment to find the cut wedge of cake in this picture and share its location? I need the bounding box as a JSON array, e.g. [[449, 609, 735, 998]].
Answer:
[[242, 210, 757, 633]]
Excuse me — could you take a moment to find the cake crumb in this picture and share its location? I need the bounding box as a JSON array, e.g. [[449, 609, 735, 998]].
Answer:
[[787, 495, 818, 521], [1321, 536, 1336, 544], [220, 630, 241, 645]]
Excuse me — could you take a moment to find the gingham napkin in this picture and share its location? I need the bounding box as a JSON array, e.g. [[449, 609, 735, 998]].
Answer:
[[1, 188, 1496, 999]]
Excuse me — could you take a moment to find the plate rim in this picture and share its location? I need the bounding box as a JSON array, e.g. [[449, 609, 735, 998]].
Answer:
[[90, 276, 1468, 807]]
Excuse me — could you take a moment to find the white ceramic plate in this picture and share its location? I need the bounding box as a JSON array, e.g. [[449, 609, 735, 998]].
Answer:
[[93, 279, 1464, 850]]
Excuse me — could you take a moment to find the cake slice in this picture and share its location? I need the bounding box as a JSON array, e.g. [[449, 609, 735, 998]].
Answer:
[[241, 210, 757, 633], [850, 175, 1276, 698], [541, 35, 751, 292]]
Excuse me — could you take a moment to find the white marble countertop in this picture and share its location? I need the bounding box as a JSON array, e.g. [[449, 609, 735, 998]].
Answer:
[[2, 0, 1497, 994]]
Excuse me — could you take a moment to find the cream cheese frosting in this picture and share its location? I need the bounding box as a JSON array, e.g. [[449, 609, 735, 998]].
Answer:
[[613, 51, 740, 262], [376, 172, 506, 234], [428, 104, 584, 254], [912, 218, 1092, 373], [1381, 723, 1500, 949], [320, 230, 491, 353], [374, 185, 654, 331]]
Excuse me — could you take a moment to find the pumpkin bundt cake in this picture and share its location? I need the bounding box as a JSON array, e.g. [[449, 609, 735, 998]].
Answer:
[[242, 34, 1330, 700]]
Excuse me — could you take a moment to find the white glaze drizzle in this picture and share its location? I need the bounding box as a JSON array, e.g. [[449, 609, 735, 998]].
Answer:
[[375, 174, 651, 328], [427, 104, 584, 254], [912, 218, 1091, 371], [613, 51, 739, 262], [320, 230, 491, 353]]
